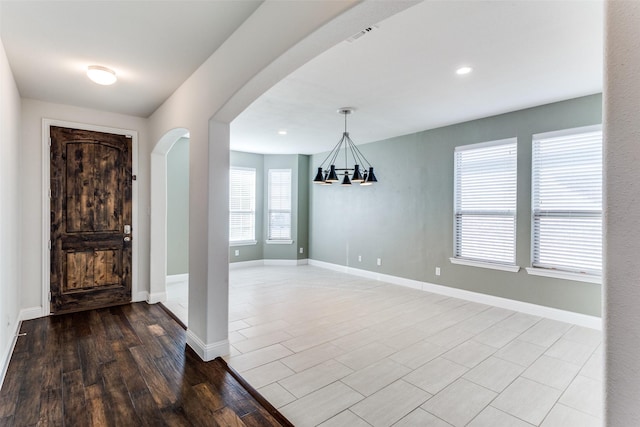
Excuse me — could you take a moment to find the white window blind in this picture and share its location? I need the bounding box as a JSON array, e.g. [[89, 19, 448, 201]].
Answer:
[[268, 169, 292, 241], [454, 138, 517, 265], [532, 127, 602, 277], [229, 168, 256, 243]]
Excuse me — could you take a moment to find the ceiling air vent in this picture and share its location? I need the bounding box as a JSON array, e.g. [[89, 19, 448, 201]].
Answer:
[[346, 25, 380, 43]]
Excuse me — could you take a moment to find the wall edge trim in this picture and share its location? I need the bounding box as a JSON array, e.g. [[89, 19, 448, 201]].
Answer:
[[186, 329, 229, 362], [229, 259, 308, 269], [148, 292, 167, 304], [0, 320, 21, 390], [166, 274, 189, 284], [19, 306, 44, 321], [229, 260, 265, 270], [133, 291, 149, 303]]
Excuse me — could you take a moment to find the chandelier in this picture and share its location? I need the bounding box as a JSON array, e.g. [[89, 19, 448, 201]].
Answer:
[[313, 108, 378, 186]]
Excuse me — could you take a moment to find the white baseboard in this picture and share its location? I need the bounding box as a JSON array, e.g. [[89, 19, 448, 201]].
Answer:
[[1, 320, 21, 390], [147, 292, 167, 304], [230, 259, 308, 269], [186, 329, 229, 362], [166, 273, 189, 285], [133, 291, 149, 303], [308, 259, 602, 330], [264, 259, 308, 266], [229, 260, 264, 270], [19, 306, 44, 321]]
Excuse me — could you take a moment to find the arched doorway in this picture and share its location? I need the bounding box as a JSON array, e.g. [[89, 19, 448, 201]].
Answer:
[[149, 127, 189, 324]]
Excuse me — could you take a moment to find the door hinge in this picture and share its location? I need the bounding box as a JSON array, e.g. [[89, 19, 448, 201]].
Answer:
[[48, 292, 52, 302], [48, 188, 52, 199], [48, 240, 52, 250], [48, 137, 51, 147]]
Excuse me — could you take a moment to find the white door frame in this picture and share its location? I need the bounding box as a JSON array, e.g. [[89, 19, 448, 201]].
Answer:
[[41, 119, 140, 316]]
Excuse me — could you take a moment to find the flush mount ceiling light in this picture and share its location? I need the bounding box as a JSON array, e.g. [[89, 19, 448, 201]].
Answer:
[[278, 130, 288, 135], [313, 108, 377, 187], [87, 65, 117, 85], [456, 66, 473, 75]]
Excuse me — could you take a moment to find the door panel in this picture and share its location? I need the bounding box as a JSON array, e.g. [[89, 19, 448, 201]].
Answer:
[[50, 126, 132, 314]]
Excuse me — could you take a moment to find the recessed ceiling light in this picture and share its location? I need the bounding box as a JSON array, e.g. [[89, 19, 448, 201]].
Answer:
[[87, 65, 117, 85], [278, 130, 287, 135], [456, 66, 473, 75]]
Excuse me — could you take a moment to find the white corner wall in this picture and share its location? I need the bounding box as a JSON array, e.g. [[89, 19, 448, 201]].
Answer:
[[604, 1, 640, 425], [0, 38, 22, 384]]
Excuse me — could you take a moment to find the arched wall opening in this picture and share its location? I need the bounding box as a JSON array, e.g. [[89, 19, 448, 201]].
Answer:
[[146, 1, 418, 361], [149, 127, 190, 307]]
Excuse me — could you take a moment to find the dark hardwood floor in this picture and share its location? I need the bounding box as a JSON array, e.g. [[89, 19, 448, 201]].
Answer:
[[0, 303, 292, 427]]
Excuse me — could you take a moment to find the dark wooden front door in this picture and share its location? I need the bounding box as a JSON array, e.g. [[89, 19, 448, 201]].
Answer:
[[50, 126, 132, 314]]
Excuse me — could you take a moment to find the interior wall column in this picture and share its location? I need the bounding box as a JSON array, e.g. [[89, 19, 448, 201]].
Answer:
[[206, 119, 230, 347], [185, 120, 230, 360], [604, 1, 640, 425]]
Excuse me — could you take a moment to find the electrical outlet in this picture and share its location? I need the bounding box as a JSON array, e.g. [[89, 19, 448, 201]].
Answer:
[[377, 258, 381, 266], [358, 255, 362, 262], [299, 247, 304, 254], [234, 249, 239, 256], [435, 267, 441, 276]]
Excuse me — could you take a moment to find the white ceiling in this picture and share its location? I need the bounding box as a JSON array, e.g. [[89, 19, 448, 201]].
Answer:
[[0, 0, 262, 117], [0, 1, 602, 153], [231, 0, 603, 155]]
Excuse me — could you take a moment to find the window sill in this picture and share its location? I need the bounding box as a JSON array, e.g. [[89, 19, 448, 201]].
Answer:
[[266, 240, 293, 245], [449, 257, 520, 273], [230, 240, 257, 247], [525, 267, 601, 284]]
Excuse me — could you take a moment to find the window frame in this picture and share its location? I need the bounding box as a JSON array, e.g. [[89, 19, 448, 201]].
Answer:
[[229, 167, 257, 245], [450, 137, 519, 272], [267, 168, 293, 244], [528, 125, 603, 283]]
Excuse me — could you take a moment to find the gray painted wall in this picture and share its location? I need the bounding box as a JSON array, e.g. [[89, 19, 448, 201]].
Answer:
[[229, 151, 264, 262], [263, 155, 299, 260], [297, 155, 310, 260], [310, 94, 603, 316], [229, 152, 309, 262], [167, 137, 189, 275]]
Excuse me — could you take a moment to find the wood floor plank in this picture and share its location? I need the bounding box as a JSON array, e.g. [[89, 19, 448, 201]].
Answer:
[[129, 345, 177, 407], [129, 389, 170, 427], [110, 343, 149, 396], [0, 303, 292, 427], [12, 356, 45, 426], [88, 310, 115, 364], [213, 406, 246, 427], [62, 369, 90, 426], [37, 388, 63, 427], [85, 383, 111, 427], [61, 318, 82, 373], [101, 360, 143, 426], [78, 335, 103, 386], [0, 357, 23, 418], [182, 382, 226, 426], [160, 405, 193, 427]]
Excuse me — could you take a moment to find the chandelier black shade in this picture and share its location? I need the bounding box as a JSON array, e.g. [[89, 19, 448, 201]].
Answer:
[[313, 108, 378, 186]]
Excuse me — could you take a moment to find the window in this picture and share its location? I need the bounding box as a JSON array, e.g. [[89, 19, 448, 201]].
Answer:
[[452, 138, 518, 270], [229, 167, 256, 244], [530, 126, 602, 281], [268, 169, 292, 242]]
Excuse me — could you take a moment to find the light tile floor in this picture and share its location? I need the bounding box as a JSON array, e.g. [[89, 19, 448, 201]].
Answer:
[[166, 265, 603, 427], [165, 280, 189, 325]]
